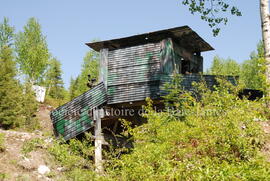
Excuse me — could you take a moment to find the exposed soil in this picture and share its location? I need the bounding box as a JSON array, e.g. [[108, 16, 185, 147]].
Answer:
[[0, 105, 58, 181]]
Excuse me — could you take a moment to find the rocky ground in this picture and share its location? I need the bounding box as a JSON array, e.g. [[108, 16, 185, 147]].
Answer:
[[0, 105, 63, 181]]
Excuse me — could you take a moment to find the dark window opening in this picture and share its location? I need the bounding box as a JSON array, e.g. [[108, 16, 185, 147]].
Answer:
[[181, 59, 191, 74]]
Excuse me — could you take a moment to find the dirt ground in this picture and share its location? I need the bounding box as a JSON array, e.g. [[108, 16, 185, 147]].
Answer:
[[0, 104, 58, 181]]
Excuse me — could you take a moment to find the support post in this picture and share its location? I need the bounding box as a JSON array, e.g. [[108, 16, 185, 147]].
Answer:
[[94, 109, 104, 174]]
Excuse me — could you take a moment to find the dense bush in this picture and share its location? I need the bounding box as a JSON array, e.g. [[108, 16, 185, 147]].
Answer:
[[48, 134, 100, 180], [104, 77, 270, 180], [49, 77, 270, 180]]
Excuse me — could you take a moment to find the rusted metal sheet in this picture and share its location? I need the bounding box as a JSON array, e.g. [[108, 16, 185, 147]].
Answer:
[[50, 82, 107, 140]]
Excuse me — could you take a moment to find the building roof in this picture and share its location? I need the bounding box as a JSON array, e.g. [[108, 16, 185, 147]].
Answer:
[[86, 26, 214, 53]]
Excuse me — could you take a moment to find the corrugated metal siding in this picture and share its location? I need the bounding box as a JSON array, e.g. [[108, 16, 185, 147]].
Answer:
[[107, 42, 161, 104], [50, 82, 107, 140]]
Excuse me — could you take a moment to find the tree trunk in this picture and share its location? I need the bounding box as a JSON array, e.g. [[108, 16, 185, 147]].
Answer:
[[260, 0, 270, 98]]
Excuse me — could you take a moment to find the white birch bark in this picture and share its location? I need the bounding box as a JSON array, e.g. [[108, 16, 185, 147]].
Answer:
[[260, 0, 270, 96]]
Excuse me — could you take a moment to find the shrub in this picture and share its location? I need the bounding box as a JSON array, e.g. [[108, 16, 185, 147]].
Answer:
[[0, 173, 9, 180], [21, 138, 44, 156], [48, 134, 97, 179], [47, 76, 270, 180], [105, 77, 270, 180]]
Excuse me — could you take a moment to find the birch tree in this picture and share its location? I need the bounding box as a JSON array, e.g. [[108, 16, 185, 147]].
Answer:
[[260, 0, 270, 95], [15, 17, 49, 85]]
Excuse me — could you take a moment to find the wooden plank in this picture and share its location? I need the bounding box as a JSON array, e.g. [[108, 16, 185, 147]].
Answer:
[[99, 49, 108, 90]]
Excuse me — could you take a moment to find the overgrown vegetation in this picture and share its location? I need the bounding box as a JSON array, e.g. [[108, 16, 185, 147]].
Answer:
[[207, 42, 266, 91], [69, 49, 99, 100], [100, 77, 269, 180], [47, 76, 270, 180], [48, 134, 98, 180], [21, 138, 44, 156]]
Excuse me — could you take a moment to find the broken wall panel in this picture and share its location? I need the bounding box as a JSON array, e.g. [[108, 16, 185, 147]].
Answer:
[[50, 82, 107, 140]]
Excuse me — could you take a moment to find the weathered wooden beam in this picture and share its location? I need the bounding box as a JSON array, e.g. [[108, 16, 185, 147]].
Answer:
[[99, 48, 108, 90], [94, 108, 105, 174]]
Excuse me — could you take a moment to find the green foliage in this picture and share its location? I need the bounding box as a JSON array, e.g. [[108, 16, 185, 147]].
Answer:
[[207, 56, 241, 76], [0, 18, 38, 130], [63, 168, 98, 181], [78, 50, 100, 93], [47, 76, 270, 180], [0, 46, 24, 129], [0, 173, 9, 180], [104, 77, 270, 180], [49, 134, 97, 178], [20, 83, 40, 131], [44, 94, 69, 108], [22, 138, 44, 156], [181, 0, 242, 36], [44, 58, 65, 99], [15, 17, 49, 84], [43, 57, 69, 106], [208, 42, 267, 91], [69, 76, 81, 100], [241, 42, 266, 90], [0, 133, 5, 152], [0, 17, 14, 48], [69, 50, 99, 100], [0, 19, 22, 129]]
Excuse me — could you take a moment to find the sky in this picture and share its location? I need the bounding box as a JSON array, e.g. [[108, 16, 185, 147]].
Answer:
[[0, 0, 262, 88]]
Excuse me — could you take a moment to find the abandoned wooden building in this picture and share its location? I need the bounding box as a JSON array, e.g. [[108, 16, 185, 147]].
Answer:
[[50, 26, 238, 141], [50, 25, 238, 172]]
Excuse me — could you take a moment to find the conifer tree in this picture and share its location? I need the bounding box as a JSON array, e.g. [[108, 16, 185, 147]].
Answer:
[[0, 46, 23, 128], [68, 50, 99, 100], [69, 76, 80, 100], [0, 17, 14, 48], [45, 58, 65, 99], [77, 50, 99, 93], [0, 18, 23, 128], [0, 18, 38, 130]]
